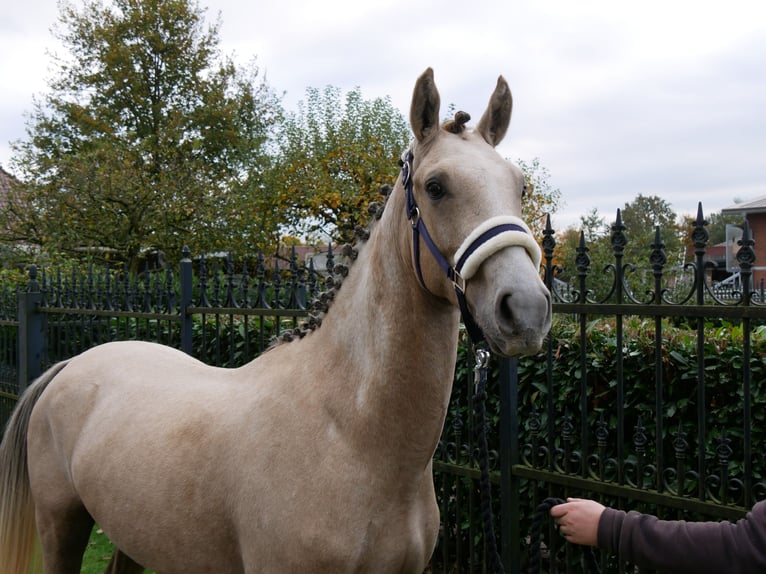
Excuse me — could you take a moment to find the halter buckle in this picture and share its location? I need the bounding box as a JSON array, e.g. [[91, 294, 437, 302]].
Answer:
[[451, 268, 466, 294]]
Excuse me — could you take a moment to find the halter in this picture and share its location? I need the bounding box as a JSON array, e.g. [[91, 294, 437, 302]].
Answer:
[[400, 149, 541, 344]]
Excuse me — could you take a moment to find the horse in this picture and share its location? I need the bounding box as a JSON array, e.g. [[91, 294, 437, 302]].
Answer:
[[0, 68, 551, 574]]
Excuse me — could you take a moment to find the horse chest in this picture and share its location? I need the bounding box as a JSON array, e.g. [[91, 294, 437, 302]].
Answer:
[[242, 507, 436, 573], [232, 456, 438, 573]]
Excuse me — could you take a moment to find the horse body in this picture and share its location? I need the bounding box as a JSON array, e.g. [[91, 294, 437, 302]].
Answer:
[[29, 341, 440, 573], [0, 68, 551, 573]]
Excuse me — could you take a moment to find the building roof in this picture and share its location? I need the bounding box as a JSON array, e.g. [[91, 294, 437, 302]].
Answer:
[[721, 195, 766, 215], [0, 166, 13, 194], [0, 166, 16, 211]]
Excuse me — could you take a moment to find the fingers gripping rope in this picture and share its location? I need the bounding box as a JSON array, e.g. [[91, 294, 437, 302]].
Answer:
[[528, 498, 600, 574], [528, 498, 564, 574]]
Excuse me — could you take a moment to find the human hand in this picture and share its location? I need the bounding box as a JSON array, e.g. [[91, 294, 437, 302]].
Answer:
[[549, 498, 606, 546]]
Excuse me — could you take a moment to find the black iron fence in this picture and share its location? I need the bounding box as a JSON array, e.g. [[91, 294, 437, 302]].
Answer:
[[1, 206, 764, 574], [1, 245, 327, 431], [433, 208, 766, 574]]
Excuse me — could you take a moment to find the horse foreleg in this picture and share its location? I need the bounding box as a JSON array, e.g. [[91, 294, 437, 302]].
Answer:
[[105, 549, 145, 574]]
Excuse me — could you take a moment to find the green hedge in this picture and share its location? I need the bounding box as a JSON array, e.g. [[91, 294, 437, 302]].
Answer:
[[513, 316, 766, 481]]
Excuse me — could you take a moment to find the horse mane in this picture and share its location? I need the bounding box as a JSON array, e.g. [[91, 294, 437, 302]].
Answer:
[[443, 111, 471, 134], [273, 183, 393, 345]]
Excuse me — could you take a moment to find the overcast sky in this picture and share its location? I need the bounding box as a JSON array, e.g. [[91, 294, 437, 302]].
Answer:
[[2, 0, 765, 230]]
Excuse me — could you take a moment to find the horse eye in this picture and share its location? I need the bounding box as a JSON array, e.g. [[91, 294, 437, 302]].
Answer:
[[426, 180, 445, 200]]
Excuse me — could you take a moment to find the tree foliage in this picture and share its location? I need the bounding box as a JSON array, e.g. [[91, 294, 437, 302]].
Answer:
[[551, 208, 614, 284], [4, 0, 281, 269], [701, 210, 744, 245], [516, 157, 562, 241], [619, 194, 684, 268], [553, 195, 687, 297], [269, 85, 410, 244], [2, 0, 565, 266]]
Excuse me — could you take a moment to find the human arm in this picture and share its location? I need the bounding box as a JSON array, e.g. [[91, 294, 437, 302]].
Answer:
[[598, 500, 766, 574], [553, 498, 766, 574]]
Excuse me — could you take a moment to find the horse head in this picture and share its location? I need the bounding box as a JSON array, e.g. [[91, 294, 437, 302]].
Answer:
[[401, 68, 551, 357]]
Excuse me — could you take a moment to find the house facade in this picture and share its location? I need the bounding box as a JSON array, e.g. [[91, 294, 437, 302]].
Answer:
[[722, 195, 766, 290]]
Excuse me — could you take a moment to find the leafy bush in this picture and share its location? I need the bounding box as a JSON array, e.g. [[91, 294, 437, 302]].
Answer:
[[514, 316, 766, 481]]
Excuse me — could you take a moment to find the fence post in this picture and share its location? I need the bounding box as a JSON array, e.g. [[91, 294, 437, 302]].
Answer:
[[180, 246, 193, 355], [18, 264, 44, 393]]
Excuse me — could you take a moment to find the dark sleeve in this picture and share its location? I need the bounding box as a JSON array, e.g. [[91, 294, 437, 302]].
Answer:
[[596, 500, 766, 574]]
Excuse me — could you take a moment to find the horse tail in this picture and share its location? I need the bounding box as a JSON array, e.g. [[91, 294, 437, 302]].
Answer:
[[0, 361, 70, 574]]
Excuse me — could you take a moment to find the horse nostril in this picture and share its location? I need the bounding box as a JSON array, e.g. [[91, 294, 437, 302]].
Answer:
[[498, 289, 551, 333], [500, 294, 515, 325]]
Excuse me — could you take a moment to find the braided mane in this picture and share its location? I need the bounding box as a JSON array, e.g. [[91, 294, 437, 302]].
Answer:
[[274, 183, 393, 344], [275, 112, 474, 344]]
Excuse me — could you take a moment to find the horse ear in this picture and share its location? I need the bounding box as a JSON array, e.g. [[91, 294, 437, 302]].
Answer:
[[410, 68, 441, 143], [476, 75, 513, 147]]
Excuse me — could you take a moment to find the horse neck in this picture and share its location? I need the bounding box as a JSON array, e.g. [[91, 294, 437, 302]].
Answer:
[[310, 182, 461, 465]]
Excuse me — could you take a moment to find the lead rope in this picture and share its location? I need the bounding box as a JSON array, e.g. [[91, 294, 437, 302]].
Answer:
[[473, 354, 600, 574], [472, 345, 506, 574], [528, 498, 600, 574]]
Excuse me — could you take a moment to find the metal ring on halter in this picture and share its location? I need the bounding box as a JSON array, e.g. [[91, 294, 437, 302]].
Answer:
[[401, 155, 412, 187], [409, 206, 420, 227]]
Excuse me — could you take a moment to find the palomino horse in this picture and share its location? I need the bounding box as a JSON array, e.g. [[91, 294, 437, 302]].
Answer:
[[0, 68, 551, 574]]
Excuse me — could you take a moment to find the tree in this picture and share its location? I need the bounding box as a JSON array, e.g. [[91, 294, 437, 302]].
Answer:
[[516, 158, 562, 242], [578, 207, 610, 243], [620, 194, 684, 269], [3, 0, 282, 270], [552, 196, 685, 299], [704, 210, 744, 245], [269, 86, 410, 244], [551, 208, 613, 285]]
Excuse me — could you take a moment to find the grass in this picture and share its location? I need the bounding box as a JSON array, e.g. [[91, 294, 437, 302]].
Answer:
[[81, 527, 115, 574], [81, 527, 156, 574]]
